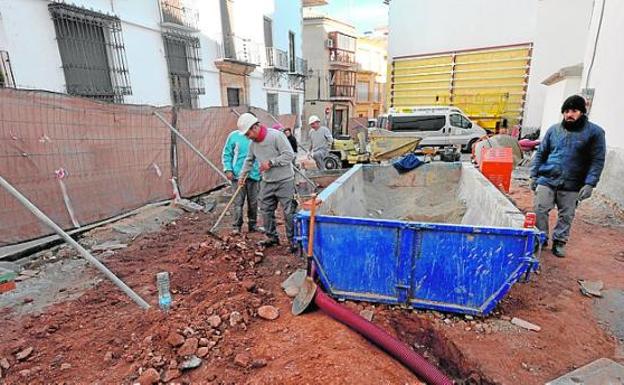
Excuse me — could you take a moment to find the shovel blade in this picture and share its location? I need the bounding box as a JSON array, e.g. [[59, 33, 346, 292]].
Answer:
[[292, 277, 317, 316]]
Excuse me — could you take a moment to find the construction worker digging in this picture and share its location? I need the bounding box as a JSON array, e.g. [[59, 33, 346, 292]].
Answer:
[[237, 113, 298, 252], [221, 127, 261, 234], [530, 95, 606, 257]]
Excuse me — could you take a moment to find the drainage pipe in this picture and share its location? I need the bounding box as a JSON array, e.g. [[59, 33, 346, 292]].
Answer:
[[314, 290, 453, 385]]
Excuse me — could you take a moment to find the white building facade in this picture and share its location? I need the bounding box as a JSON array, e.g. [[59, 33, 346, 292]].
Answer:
[[0, 0, 305, 125], [525, 0, 593, 132], [522, 0, 623, 207], [354, 30, 387, 118], [387, 0, 624, 206], [387, 0, 539, 131], [577, 0, 624, 207]]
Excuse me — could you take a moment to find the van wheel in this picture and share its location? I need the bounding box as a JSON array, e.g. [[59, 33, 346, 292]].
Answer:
[[323, 154, 342, 170], [463, 138, 478, 153]]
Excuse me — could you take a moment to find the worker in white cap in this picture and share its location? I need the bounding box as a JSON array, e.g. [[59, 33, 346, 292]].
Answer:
[[308, 115, 333, 170], [237, 113, 298, 251], [221, 119, 261, 234]]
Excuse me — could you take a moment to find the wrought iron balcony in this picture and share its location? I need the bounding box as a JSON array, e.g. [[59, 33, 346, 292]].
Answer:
[[329, 49, 356, 66], [327, 31, 356, 67], [265, 47, 289, 71], [160, 0, 199, 31], [330, 85, 355, 99]]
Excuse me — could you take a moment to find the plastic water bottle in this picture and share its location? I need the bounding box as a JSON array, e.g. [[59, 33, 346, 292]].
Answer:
[[156, 272, 172, 311]]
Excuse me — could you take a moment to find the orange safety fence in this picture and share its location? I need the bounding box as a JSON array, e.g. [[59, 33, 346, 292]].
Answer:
[[176, 106, 296, 197]]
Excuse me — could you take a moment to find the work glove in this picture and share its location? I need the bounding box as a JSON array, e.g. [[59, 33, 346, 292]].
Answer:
[[577, 185, 594, 202], [529, 178, 538, 192]]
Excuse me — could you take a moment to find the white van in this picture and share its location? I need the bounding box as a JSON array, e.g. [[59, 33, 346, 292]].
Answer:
[[382, 106, 487, 151]]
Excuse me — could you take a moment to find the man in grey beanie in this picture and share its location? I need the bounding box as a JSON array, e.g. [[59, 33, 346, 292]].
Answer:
[[530, 95, 606, 257]]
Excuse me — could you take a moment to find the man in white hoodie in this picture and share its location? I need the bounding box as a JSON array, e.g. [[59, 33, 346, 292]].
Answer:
[[237, 113, 297, 251]]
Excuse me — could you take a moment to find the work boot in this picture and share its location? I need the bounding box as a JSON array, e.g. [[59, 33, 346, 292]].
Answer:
[[552, 241, 566, 258], [259, 237, 279, 248], [289, 242, 300, 254], [248, 225, 258, 233], [232, 227, 241, 235]]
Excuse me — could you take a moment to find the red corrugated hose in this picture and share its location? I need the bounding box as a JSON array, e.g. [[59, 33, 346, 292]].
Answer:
[[314, 290, 454, 385]]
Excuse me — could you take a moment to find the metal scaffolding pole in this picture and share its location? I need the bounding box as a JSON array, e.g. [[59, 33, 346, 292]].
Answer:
[[0, 175, 151, 310], [154, 111, 230, 184]]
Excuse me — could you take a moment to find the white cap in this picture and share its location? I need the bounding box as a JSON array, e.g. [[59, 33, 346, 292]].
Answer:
[[237, 113, 259, 134], [308, 115, 321, 125]]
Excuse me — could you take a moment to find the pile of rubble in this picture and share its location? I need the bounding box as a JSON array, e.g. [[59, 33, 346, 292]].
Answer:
[[0, 214, 297, 384]]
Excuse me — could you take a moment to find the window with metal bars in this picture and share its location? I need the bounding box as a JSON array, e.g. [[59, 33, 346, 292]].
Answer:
[[329, 70, 356, 98], [163, 32, 205, 109], [48, 3, 131, 103], [267, 93, 279, 116], [0, 51, 16, 88], [227, 88, 240, 107]]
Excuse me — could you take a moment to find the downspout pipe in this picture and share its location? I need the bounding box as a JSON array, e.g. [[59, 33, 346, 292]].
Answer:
[[314, 289, 454, 385]]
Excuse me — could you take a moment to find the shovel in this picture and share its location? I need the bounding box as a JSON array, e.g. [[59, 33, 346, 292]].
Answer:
[[208, 175, 247, 238], [292, 194, 322, 315]]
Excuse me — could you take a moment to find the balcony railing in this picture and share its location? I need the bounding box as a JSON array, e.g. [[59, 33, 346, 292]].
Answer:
[[160, 0, 199, 31], [216, 34, 263, 66], [330, 85, 355, 98], [265, 47, 289, 71], [329, 49, 356, 66]]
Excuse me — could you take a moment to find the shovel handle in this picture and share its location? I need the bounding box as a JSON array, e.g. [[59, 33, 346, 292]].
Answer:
[[210, 175, 247, 233], [306, 196, 323, 277], [307, 197, 317, 258]]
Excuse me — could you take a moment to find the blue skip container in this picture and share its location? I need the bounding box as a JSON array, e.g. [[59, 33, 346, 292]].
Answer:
[[295, 163, 542, 316]]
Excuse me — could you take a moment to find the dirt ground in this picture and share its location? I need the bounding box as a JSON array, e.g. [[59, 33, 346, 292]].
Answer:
[[1, 179, 623, 384]]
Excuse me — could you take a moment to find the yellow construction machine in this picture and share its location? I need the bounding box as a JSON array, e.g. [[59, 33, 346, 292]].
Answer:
[[322, 129, 422, 170]]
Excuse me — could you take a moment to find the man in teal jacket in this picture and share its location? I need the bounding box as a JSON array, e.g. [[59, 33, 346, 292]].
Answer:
[[222, 130, 261, 233]]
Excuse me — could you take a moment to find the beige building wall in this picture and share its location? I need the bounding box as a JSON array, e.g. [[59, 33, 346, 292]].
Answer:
[[355, 33, 387, 117], [303, 12, 357, 139], [355, 71, 383, 118]]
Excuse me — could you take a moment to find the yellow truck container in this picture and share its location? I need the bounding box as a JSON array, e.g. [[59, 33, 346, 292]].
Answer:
[[388, 43, 532, 131]]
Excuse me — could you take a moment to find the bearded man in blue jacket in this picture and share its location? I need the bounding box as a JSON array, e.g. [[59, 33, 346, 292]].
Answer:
[[530, 95, 606, 257]]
